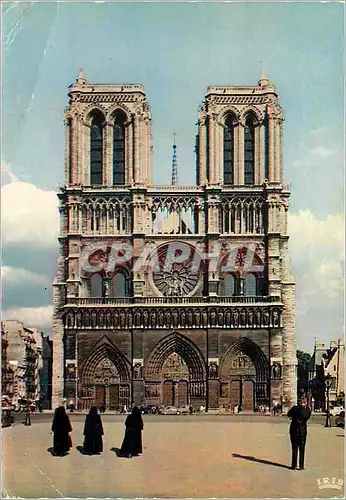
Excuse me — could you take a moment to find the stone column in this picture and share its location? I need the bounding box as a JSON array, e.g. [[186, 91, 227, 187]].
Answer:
[[268, 112, 274, 182], [255, 125, 261, 185], [84, 123, 91, 186], [71, 117, 78, 185], [213, 114, 218, 184], [274, 120, 281, 183], [217, 121, 223, 185], [105, 121, 113, 186], [208, 114, 215, 184], [137, 115, 143, 185], [64, 117, 71, 185], [80, 122, 89, 186], [133, 114, 139, 185], [238, 124, 244, 185], [259, 124, 265, 185], [279, 120, 284, 184], [126, 120, 133, 185], [52, 268, 65, 408], [233, 125, 239, 185], [143, 117, 150, 185], [198, 119, 207, 185], [281, 236, 297, 410], [75, 117, 81, 185]]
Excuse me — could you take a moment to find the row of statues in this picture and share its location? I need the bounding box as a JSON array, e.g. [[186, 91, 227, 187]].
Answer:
[[65, 307, 281, 329]]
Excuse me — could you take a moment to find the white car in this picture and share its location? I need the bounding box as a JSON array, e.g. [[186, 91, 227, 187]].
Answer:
[[163, 406, 179, 415], [179, 405, 191, 414], [329, 406, 344, 417]]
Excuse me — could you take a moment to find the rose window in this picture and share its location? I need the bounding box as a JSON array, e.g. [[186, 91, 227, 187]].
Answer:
[[152, 244, 201, 296]]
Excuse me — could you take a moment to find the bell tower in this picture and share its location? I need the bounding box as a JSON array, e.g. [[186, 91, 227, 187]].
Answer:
[[64, 71, 153, 188], [196, 71, 284, 187]]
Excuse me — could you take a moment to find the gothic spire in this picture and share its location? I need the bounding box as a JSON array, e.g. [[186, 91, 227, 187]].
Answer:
[[76, 70, 87, 85], [258, 69, 269, 87], [171, 131, 178, 185]]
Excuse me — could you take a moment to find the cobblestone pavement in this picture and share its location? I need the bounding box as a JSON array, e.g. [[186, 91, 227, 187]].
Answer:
[[2, 418, 344, 498]]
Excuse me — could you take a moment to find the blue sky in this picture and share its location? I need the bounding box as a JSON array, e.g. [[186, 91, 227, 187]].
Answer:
[[2, 1, 345, 352]]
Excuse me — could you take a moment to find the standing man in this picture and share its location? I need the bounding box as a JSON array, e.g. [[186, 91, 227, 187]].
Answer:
[[287, 397, 311, 470], [24, 403, 31, 426]]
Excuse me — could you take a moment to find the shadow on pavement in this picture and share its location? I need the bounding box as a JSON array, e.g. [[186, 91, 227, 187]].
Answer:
[[76, 445, 101, 455], [76, 445, 90, 455], [110, 447, 138, 458], [47, 447, 69, 457], [232, 453, 290, 469]]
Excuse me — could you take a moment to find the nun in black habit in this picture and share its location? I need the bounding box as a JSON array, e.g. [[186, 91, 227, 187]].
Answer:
[[83, 406, 104, 454], [51, 406, 73, 456], [120, 406, 144, 457], [287, 397, 311, 470]]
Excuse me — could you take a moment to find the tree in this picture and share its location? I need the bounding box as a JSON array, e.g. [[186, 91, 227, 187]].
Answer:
[[297, 350, 312, 394]]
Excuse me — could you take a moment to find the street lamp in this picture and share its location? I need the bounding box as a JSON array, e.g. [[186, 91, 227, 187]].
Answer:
[[324, 375, 332, 428]]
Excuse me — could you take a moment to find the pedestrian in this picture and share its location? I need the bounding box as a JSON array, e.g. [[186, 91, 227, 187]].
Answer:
[[24, 405, 31, 426], [120, 406, 144, 458], [83, 406, 104, 455], [51, 406, 73, 457], [287, 397, 311, 470], [99, 402, 105, 414]]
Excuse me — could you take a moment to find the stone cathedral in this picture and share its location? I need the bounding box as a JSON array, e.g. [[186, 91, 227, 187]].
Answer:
[[52, 71, 297, 412]]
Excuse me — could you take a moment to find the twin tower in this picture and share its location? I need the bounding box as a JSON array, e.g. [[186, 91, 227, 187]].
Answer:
[[52, 72, 297, 412], [65, 71, 283, 189]]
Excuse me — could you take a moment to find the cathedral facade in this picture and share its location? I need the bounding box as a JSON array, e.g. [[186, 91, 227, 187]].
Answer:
[[52, 72, 297, 411]]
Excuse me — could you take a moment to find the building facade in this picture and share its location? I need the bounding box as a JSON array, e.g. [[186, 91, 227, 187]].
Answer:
[[2, 320, 41, 406], [1, 324, 14, 399], [40, 333, 53, 409], [309, 339, 345, 410], [52, 72, 297, 411]]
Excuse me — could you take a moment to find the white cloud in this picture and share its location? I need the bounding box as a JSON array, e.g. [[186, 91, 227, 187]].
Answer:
[[1, 266, 50, 286], [288, 210, 344, 303], [2, 305, 53, 329], [1, 165, 59, 247], [1, 162, 20, 184], [309, 146, 334, 160]]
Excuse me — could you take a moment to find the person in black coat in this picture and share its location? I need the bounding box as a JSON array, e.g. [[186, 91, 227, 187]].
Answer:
[[287, 397, 311, 470], [83, 406, 104, 455], [120, 406, 144, 457], [51, 406, 73, 456]]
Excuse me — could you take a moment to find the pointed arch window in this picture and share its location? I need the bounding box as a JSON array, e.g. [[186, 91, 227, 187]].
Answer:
[[219, 273, 235, 296], [244, 273, 257, 296], [110, 270, 130, 297], [90, 273, 103, 297], [224, 116, 234, 185], [90, 114, 104, 185], [113, 111, 126, 185], [244, 116, 255, 185]]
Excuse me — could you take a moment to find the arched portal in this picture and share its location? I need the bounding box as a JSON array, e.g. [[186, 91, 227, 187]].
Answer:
[[219, 338, 269, 411], [145, 333, 207, 409], [79, 341, 130, 411]]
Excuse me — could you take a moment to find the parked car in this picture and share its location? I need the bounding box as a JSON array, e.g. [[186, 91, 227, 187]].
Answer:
[[163, 406, 179, 415], [335, 410, 345, 428], [140, 404, 158, 415], [179, 405, 191, 414], [330, 406, 344, 417]]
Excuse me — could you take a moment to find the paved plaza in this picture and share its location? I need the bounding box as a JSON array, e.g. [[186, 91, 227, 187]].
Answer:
[[2, 415, 344, 498]]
